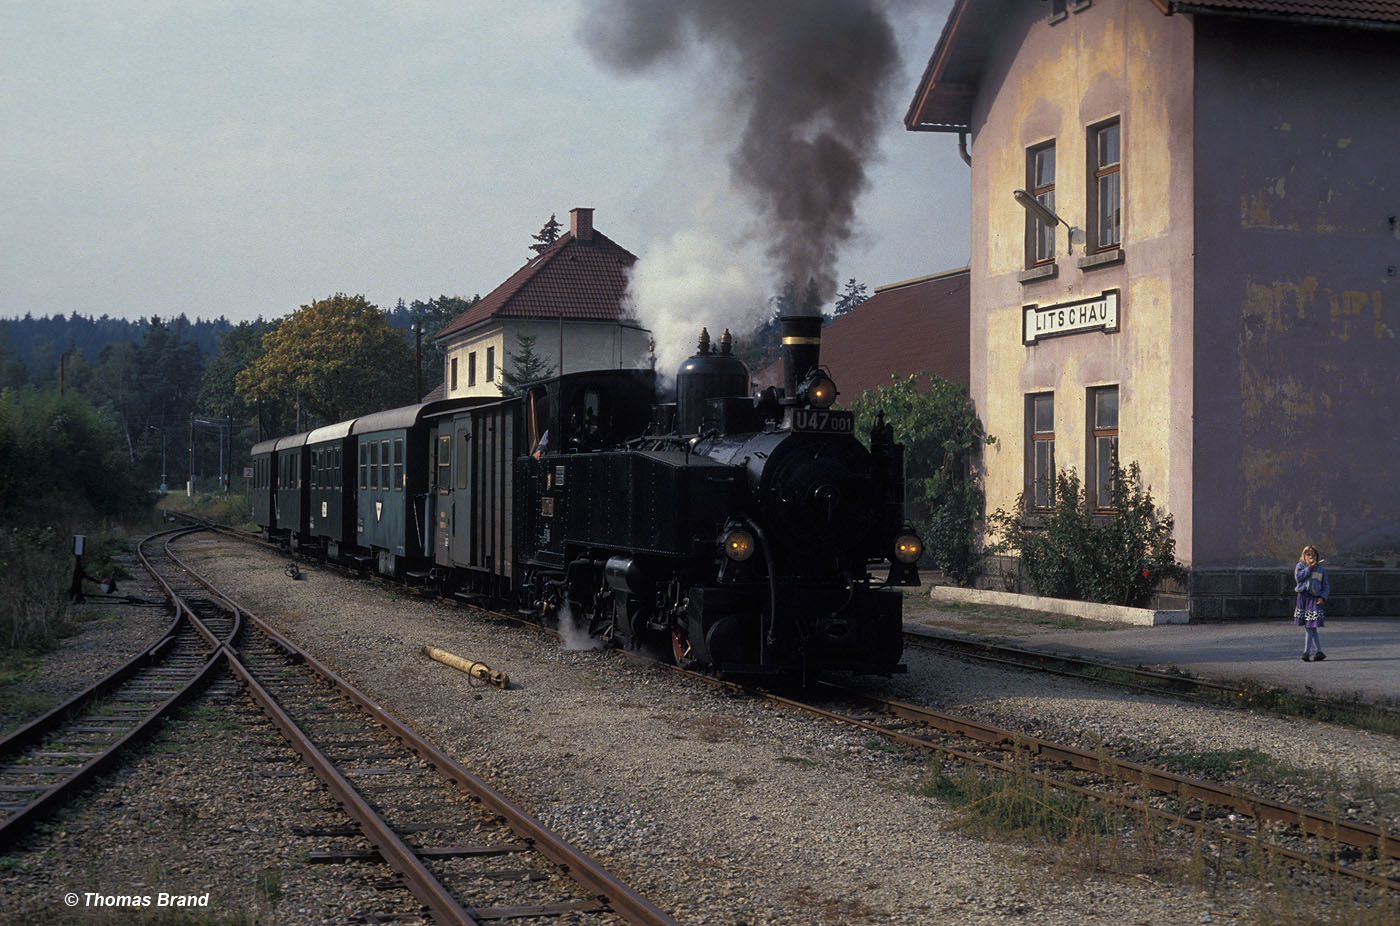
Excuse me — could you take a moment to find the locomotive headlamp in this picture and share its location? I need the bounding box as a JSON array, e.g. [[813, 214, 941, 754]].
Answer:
[[892, 532, 923, 565], [721, 527, 756, 562], [804, 374, 838, 409]]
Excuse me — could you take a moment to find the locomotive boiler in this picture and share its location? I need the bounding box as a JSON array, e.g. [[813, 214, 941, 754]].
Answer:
[[514, 315, 921, 679]]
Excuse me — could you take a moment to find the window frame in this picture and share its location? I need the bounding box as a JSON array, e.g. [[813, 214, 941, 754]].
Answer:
[[1026, 141, 1057, 267], [486, 346, 495, 383], [468, 351, 477, 388], [1027, 392, 1056, 509], [1088, 386, 1120, 510], [1088, 118, 1121, 253]]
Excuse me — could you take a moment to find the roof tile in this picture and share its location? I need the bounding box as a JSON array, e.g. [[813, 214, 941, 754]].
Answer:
[[435, 229, 638, 340]]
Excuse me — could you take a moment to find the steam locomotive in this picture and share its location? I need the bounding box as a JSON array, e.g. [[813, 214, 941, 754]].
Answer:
[[250, 316, 921, 678]]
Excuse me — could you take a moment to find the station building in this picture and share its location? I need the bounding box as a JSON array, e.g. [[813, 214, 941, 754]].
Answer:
[[435, 208, 652, 399], [906, 0, 1400, 617]]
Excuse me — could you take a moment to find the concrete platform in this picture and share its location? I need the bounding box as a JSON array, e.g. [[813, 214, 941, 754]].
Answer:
[[904, 599, 1400, 707]]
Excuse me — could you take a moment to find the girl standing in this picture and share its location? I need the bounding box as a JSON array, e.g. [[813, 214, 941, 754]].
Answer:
[[1293, 545, 1329, 661]]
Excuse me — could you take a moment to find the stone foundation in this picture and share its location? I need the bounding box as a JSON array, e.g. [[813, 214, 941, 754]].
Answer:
[[973, 555, 1400, 621]]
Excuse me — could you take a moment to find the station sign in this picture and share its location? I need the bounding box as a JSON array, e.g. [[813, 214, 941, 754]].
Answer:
[[1023, 289, 1120, 344]]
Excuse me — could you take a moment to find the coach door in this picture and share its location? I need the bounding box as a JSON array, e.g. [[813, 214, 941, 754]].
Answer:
[[433, 429, 453, 567], [444, 416, 474, 567]]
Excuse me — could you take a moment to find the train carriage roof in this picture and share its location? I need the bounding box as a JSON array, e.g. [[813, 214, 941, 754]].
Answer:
[[351, 397, 481, 436], [250, 438, 278, 456], [307, 419, 358, 444], [273, 431, 311, 451]]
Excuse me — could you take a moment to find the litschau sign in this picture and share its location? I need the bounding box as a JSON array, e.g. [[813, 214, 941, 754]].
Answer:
[[1023, 289, 1120, 344]]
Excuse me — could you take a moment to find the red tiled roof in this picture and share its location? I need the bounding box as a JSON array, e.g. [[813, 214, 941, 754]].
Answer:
[[754, 268, 971, 399], [1169, 1, 1400, 23], [907, 0, 1400, 132], [435, 229, 638, 341]]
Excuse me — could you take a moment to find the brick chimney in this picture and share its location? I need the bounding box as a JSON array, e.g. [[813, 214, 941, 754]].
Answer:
[[569, 207, 594, 244]]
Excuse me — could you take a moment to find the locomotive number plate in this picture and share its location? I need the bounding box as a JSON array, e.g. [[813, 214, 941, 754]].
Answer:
[[792, 408, 854, 434]]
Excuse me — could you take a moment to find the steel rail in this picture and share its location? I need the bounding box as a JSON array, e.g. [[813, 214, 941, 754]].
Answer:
[[219, 648, 481, 926], [779, 681, 1399, 890], [167, 529, 676, 926], [795, 688, 1399, 890]]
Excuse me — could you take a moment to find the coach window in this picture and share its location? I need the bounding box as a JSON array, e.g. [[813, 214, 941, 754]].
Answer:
[[437, 436, 451, 494], [456, 430, 470, 490], [1088, 386, 1119, 509], [380, 439, 391, 490], [1027, 142, 1056, 266], [1027, 393, 1055, 508], [369, 441, 379, 489], [1088, 119, 1121, 252], [359, 443, 368, 489], [392, 438, 404, 490]]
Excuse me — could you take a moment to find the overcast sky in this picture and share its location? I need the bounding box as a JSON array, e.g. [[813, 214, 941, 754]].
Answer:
[[1, 1, 968, 342]]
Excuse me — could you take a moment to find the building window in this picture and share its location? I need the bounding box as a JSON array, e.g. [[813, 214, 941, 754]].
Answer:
[[1089, 120, 1121, 251], [1027, 142, 1056, 265], [450, 357, 458, 392], [1089, 386, 1119, 509], [486, 346, 495, 383], [1028, 393, 1055, 508], [468, 351, 477, 387]]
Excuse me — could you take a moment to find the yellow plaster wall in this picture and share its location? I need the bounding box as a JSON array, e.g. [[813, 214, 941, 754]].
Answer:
[[972, 0, 1194, 558]]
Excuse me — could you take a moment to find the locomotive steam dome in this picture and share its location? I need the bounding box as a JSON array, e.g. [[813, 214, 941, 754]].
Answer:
[[676, 327, 750, 434]]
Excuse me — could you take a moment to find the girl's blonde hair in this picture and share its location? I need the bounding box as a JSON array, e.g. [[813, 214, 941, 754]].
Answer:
[[1301, 544, 1320, 561]]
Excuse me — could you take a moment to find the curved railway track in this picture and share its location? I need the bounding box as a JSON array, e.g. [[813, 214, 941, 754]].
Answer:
[[0, 526, 228, 847], [4, 526, 675, 925]]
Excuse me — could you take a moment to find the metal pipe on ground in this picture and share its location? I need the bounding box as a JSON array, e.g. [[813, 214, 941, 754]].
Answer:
[[423, 645, 509, 689]]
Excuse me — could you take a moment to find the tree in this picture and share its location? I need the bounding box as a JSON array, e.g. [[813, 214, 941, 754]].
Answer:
[[499, 333, 555, 397], [848, 372, 994, 584], [833, 278, 868, 317], [235, 294, 416, 431], [529, 214, 563, 254]]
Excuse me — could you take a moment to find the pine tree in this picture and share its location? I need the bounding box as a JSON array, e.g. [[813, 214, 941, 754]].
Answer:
[[529, 214, 563, 254], [499, 333, 555, 397], [833, 278, 869, 317]]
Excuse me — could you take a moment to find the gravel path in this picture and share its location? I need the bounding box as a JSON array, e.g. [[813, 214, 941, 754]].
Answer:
[[4, 531, 1397, 924]]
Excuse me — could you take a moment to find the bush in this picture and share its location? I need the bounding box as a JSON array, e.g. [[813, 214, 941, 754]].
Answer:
[[848, 373, 993, 585], [987, 462, 1183, 608]]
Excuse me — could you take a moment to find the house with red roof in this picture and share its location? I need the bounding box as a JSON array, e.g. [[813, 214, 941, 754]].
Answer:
[[906, 0, 1400, 616], [434, 208, 652, 398]]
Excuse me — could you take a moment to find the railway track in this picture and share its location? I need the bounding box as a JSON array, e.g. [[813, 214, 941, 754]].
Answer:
[[203, 519, 1400, 901], [0, 526, 227, 847], [4, 526, 675, 925], [732, 677, 1400, 895]]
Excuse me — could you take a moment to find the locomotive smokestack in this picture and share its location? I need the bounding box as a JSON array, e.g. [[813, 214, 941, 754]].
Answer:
[[780, 315, 822, 397]]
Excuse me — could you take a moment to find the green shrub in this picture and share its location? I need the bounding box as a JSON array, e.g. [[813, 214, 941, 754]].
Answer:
[[848, 373, 994, 585], [987, 462, 1183, 607]]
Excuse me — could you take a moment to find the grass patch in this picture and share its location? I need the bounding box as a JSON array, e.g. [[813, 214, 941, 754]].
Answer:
[[777, 755, 823, 768], [1218, 680, 1400, 738], [919, 759, 1114, 843]]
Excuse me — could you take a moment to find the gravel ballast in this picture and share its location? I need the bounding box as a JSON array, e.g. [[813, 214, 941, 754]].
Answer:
[[4, 532, 1397, 924]]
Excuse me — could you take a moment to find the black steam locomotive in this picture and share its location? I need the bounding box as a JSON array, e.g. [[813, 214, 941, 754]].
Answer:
[[250, 316, 921, 678]]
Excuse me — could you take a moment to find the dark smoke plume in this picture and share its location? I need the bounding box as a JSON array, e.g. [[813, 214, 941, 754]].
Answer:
[[581, 0, 901, 312]]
